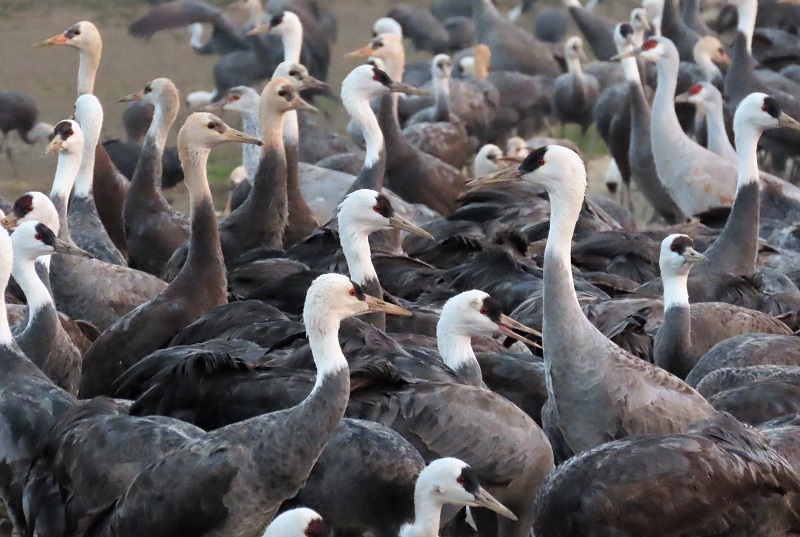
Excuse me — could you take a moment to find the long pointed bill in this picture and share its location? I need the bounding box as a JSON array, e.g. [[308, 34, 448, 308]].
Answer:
[[344, 45, 374, 58], [778, 112, 800, 132], [674, 92, 691, 103], [682, 247, 707, 264], [225, 128, 263, 146], [53, 239, 93, 258], [471, 488, 518, 521], [119, 91, 144, 103], [301, 76, 329, 90], [497, 156, 524, 167], [45, 138, 64, 154], [497, 314, 542, 348], [610, 49, 637, 61], [290, 96, 319, 114], [247, 23, 270, 36], [466, 166, 522, 188], [1, 214, 19, 231], [388, 214, 434, 239], [388, 81, 429, 96], [363, 295, 412, 316], [34, 33, 67, 47]]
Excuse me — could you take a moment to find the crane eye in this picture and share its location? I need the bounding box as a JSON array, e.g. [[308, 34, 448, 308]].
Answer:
[[289, 70, 298, 77], [232, 95, 240, 100], [456, 476, 465, 485], [144, 85, 152, 93], [35, 233, 42, 241], [480, 307, 488, 315], [349, 288, 356, 296], [74, 30, 81, 36], [537, 159, 545, 166], [373, 205, 381, 213], [278, 90, 286, 97], [207, 122, 216, 129]]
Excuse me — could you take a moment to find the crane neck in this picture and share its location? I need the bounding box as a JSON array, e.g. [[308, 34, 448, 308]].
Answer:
[[50, 150, 82, 238], [436, 323, 480, 383], [399, 483, 446, 537], [13, 254, 52, 319], [0, 238, 13, 347], [566, 56, 584, 76], [282, 26, 303, 64], [305, 311, 348, 389], [180, 146, 214, 212], [74, 111, 102, 199], [260, 108, 287, 155], [662, 270, 690, 311], [238, 110, 261, 182], [77, 46, 101, 96], [339, 225, 378, 286], [433, 76, 451, 120], [149, 95, 179, 156], [695, 53, 722, 83], [703, 99, 736, 161], [283, 109, 299, 147], [652, 52, 689, 146], [736, 0, 757, 54], [344, 90, 385, 171], [734, 123, 761, 193]]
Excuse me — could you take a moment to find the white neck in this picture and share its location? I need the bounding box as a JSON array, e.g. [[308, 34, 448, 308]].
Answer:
[[652, 53, 688, 145], [652, 15, 663, 36], [566, 56, 583, 75], [737, 0, 757, 54], [436, 323, 477, 373], [662, 271, 690, 310], [238, 110, 261, 182], [77, 47, 100, 96], [399, 487, 444, 537], [340, 226, 378, 285], [75, 116, 101, 198], [305, 313, 348, 388], [50, 150, 83, 218], [633, 28, 646, 47], [0, 238, 13, 346], [618, 44, 640, 83], [181, 146, 213, 211], [282, 26, 303, 63], [13, 255, 52, 316], [149, 101, 172, 152], [734, 123, 761, 192], [434, 76, 450, 107], [704, 99, 737, 161], [544, 183, 584, 309], [695, 54, 722, 82], [344, 92, 384, 169], [283, 110, 299, 145]]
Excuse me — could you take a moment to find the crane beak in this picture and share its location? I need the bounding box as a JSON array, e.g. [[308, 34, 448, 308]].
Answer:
[[674, 92, 691, 103], [344, 45, 375, 58], [53, 239, 93, 259], [119, 91, 144, 103], [610, 49, 638, 61], [470, 488, 518, 521], [203, 93, 236, 112], [497, 314, 542, 348], [497, 155, 524, 167], [717, 52, 731, 65], [224, 128, 263, 146], [1, 214, 20, 231], [44, 138, 64, 154], [34, 33, 67, 47], [301, 76, 329, 90], [682, 247, 707, 264], [389, 81, 429, 96], [388, 214, 434, 240], [363, 295, 412, 317], [466, 166, 522, 188], [247, 23, 270, 36], [290, 96, 319, 114], [778, 112, 800, 132]]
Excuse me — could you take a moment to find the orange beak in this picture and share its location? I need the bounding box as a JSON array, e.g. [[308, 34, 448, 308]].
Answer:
[[344, 46, 375, 58], [34, 33, 68, 47]]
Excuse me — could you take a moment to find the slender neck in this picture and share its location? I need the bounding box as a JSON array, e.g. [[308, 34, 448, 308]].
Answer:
[[433, 76, 450, 120], [653, 55, 688, 142], [340, 227, 378, 285], [695, 53, 722, 83], [149, 100, 177, 154], [436, 324, 478, 375], [662, 271, 690, 310], [77, 47, 101, 96], [282, 26, 303, 63], [50, 150, 82, 236], [75, 118, 101, 198], [13, 255, 53, 321], [400, 488, 444, 537], [0, 289, 12, 347], [566, 56, 583, 75], [261, 109, 286, 155], [735, 124, 761, 192], [305, 314, 348, 389], [346, 93, 385, 170], [704, 99, 736, 159], [737, 0, 757, 54], [182, 146, 214, 212], [240, 111, 261, 181], [620, 49, 640, 83]]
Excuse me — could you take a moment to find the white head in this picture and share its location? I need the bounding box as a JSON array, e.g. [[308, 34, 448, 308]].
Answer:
[[659, 234, 707, 278], [345, 34, 405, 80], [693, 35, 729, 68], [35, 21, 102, 53], [45, 119, 84, 157], [733, 92, 800, 135], [505, 136, 530, 160], [214, 86, 260, 116], [630, 8, 651, 31], [641, 0, 664, 21], [262, 508, 327, 537], [474, 144, 504, 177], [120, 78, 180, 110], [338, 189, 433, 239], [11, 221, 91, 262], [75, 93, 103, 143], [2, 192, 59, 233], [272, 62, 328, 90], [438, 290, 540, 346], [631, 37, 677, 64], [431, 54, 452, 80], [265, 11, 302, 37], [303, 273, 410, 327], [564, 36, 587, 61], [373, 17, 403, 37], [341, 64, 419, 104], [457, 56, 476, 79], [614, 22, 636, 51], [677, 82, 722, 110], [411, 458, 517, 519]]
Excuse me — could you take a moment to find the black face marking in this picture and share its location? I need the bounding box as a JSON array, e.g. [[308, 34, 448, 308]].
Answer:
[[305, 518, 330, 537], [33, 223, 57, 247], [270, 14, 284, 28], [459, 466, 481, 495], [669, 235, 694, 254], [481, 296, 502, 322], [53, 121, 74, 140], [373, 193, 394, 218], [12, 194, 34, 219], [65, 24, 81, 39], [371, 38, 384, 49], [519, 146, 548, 174], [371, 66, 393, 88], [144, 84, 152, 94], [619, 23, 634, 38], [762, 96, 781, 119], [278, 87, 294, 101], [288, 69, 298, 77], [351, 281, 366, 301]]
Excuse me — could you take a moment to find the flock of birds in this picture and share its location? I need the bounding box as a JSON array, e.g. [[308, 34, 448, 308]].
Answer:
[[1, 0, 800, 535]]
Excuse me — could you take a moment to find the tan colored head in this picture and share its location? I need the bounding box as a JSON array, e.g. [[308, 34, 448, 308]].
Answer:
[[473, 44, 491, 80], [693, 36, 729, 66], [260, 77, 318, 117]]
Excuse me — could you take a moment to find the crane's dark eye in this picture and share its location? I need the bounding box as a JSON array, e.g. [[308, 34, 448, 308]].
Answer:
[[480, 307, 488, 315], [232, 95, 240, 100], [278, 90, 286, 97], [144, 85, 152, 93], [373, 41, 383, 49], [74, 29, 81, 36], [35, 233, 42, 241], [537, 159, 545, 166], [207, 122, 216, 129], [488, 154, 496, 160], [289, 70, 298, 76], [349, 288, 356, 296], [67, 129, 74, 137], [457, 476, 465, 485]]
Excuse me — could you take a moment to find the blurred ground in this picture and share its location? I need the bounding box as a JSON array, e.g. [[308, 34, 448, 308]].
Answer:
[[0, 0, 644, 218]]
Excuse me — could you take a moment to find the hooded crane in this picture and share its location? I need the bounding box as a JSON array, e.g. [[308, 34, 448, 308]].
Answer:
[[0, 91, 52, 174], [120, 78, 190, 276], [69, 94, 127, 266], [42, 120, 167, 331], [10, 221, 91, 395], [470, 145, 714, 458], [79, 274, 409, 537], [675, 82, 737, 162], [35, 20, 132, 259], [553, 36, 600, 136], [261, 509, 328, 537], [78, 113, 262, 398]]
